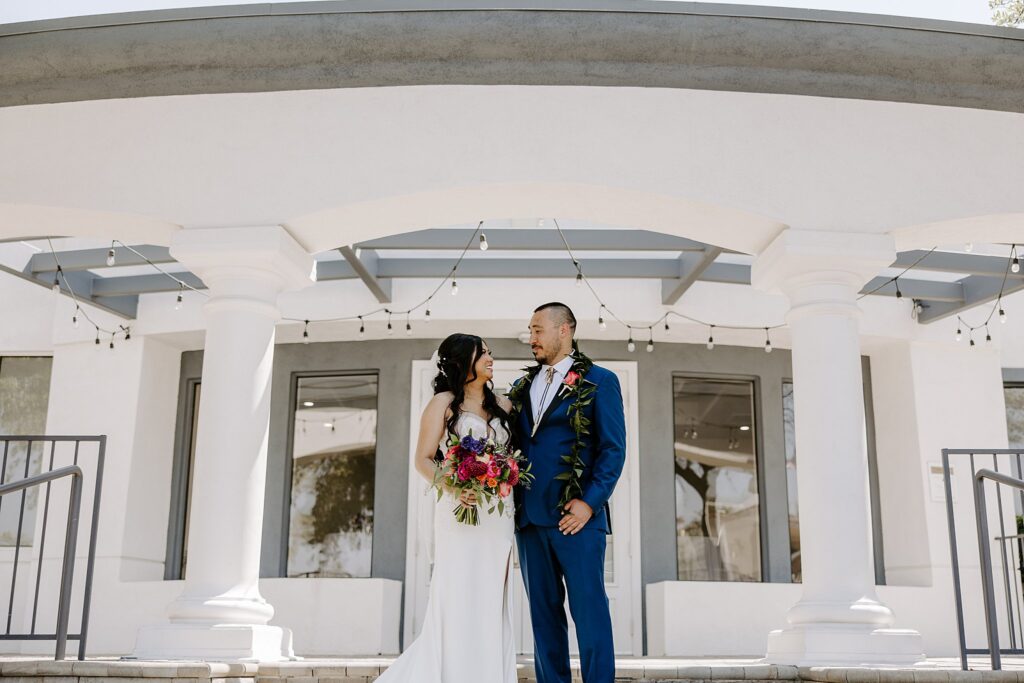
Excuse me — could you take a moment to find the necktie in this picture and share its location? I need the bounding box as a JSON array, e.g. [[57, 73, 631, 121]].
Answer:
[[532, 367, 556, 436]]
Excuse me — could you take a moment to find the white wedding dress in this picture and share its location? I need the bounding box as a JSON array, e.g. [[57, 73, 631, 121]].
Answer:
[[376, 411, 517, 683]]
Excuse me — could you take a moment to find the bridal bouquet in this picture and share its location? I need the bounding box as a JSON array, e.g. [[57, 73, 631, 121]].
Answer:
[[432, 432, 534, 525]]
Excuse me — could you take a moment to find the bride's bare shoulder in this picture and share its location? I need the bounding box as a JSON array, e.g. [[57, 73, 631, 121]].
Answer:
[[426, 391, 455, 416], [496, 394, 513, 412]]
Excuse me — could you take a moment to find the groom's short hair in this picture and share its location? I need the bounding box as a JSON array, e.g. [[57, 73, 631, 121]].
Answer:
[[535, 302, 577, 335]]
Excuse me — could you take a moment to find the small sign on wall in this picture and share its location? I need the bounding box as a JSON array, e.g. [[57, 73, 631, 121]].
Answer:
[[929, 463, 956, 503]]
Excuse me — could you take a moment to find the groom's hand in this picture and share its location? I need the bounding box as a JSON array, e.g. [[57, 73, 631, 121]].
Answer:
[[559, 499, 593, 535]]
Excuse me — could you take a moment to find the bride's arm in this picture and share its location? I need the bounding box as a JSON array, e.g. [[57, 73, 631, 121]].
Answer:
[[413, 392, 451, 484]]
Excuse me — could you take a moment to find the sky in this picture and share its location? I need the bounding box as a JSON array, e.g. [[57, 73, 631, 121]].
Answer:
[[0, 0, 999, 27]]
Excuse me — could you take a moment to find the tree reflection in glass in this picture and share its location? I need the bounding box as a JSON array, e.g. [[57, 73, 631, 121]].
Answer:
[[288, 374, 378, 578], [673, 377, 760, 582]]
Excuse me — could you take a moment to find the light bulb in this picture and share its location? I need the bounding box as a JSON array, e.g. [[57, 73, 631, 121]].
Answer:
[[406, 322, 412, 336], [627, 339, 636, 353], [707, 336, 715, 350], [387, 321, 393, 335], [106, 248, 116, 266], [646, 341, 654, 353], [451, 280, 459, 296], [765, 340, 773, 353], [965, 242, 973, 253], [479, 233, 489, 251], [72, 311, 79, 328], [664, 321, 670, 334], [425, 309, 431, 323], [1000, 309, 1007, 324], [956, 328, 962, 342], [303, 328, 310, 344], [576, 273, 583, 287], [175, 293, 183, 310], [94, 333, 100, 346], [1013, 258, 1020, 274], [52, 275, 60, 294], [970, 338, 976, 347], [358, 325, 365, 339], [986, 328, 992, 342], [599, 317, 607, 331]]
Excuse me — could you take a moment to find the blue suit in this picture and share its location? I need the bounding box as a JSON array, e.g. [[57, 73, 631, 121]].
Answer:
[[513, 362, 626, 683]]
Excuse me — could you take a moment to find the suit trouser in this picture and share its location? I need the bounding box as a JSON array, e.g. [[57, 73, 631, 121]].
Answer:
[[516, 524, 614, 683]]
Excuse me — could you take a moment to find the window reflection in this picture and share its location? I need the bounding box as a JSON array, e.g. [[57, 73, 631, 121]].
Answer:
[[782, 381, 800, 582], [673, 377, 761, 582], [0, 357, 53, 547], [288, 374, 378, 578]]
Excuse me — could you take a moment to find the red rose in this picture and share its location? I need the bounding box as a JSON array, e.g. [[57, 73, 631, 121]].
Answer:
[[564, 371, 580, 387]]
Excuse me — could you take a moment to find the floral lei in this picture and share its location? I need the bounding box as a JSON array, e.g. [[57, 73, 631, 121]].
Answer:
[[506, 341, 597, 511]]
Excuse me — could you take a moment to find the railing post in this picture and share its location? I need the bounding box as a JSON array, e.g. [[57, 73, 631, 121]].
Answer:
[[53, 469, 83, 660], [975, 470, 1002, 670]]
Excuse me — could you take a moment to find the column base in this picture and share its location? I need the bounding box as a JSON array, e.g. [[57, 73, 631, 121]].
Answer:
[[133, 623, 297, 662], [764, 624, 925, 667]]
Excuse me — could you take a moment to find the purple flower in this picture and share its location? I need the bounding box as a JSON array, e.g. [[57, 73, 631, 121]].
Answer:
[[460, 434, 487, 455]]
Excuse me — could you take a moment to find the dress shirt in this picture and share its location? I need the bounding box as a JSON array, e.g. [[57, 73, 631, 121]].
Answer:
[[530, 355, 575, 424]]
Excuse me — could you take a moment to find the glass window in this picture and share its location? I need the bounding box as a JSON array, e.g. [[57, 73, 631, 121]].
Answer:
[[0, 357, 53, 547], [1007, 385, 1024, 451], [782, 382, 800, 582], [178, 381, 201, 578], [288, 374, 378, 578], [673, 376, 761, 582]]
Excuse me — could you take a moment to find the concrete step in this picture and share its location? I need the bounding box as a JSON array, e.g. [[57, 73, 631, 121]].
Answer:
[[1, 657, 1022, 683]]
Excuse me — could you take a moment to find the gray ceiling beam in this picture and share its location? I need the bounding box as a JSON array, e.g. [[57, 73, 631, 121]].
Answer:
[[891, 250, 1024, 279], [917, 274, 1024, 324], [662, 247, 723, 305], [861, 277, 964, 303], [28, 245, 173, 273], [0, 263, 138, 319], [90, 272, 206, 297], [355, 229, 713, 252], [337, 246, 392, 304], [376, 258, 685, 279]]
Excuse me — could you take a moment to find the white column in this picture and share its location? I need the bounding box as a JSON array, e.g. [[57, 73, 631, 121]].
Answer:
[[752, 230, 924, 666], [134, 226, 314, 661]]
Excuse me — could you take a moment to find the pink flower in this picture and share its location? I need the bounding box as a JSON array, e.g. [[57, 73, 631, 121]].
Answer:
[[563, 371, 580, 388], [508, 459, 519, 474], [486, 461, 500, 478], [499, 482, 512, 498]]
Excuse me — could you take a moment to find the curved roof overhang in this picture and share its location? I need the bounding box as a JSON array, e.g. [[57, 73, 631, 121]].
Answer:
[[1, 0, 1023, 112]]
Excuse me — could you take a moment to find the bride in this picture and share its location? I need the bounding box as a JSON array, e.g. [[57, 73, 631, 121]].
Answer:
[[375, 333, 517, 683]]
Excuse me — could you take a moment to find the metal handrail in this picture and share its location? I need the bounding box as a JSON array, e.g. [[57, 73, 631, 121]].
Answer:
[[974, 467, 1024, 671], [0, 464, 83, 660]]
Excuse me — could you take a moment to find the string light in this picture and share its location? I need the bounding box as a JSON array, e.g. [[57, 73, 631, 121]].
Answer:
[[598, 306, 607, 331], [479, 233, 489, 251], [303, 320, 310, 344], [707, 325, 715, 350], [451, 279, 459, 296], [72, 307, 79, 329], [954, 244, 1017, 344], [764, 328, 773, 353], [646, 329, 655, 353], [387, 311, 394, 335], [406, 314, 413, 336], [627, 333, 636, 353], [109, 334, 115, 350], [425, 308, 431, 323], [52, 267, 62, 294], [894, 278, 903, 299], [358, 316, 365, 339], [175, 283, 184, 310], [576, 272, 583, 287], [965, 242, 973, 253], [106, 245, 116, 267]]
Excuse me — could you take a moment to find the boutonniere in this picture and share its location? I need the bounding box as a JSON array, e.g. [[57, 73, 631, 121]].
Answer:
[[557, 370, 581, 398]]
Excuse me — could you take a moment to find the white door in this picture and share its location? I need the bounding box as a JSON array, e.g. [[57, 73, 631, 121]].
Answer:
[[403, 359, 642, 655]]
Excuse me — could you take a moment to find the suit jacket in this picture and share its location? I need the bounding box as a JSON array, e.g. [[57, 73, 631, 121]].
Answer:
[[513, 362, 626, 534]]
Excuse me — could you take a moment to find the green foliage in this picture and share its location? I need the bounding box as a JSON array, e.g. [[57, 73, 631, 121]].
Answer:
[[304, 448, 375, 543], [991, 0, 1024, 26]]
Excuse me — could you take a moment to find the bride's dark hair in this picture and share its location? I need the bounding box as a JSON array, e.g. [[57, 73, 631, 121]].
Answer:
[[433, 333, 511, 441]]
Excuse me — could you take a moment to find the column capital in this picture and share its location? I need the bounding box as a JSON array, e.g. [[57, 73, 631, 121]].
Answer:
[[170, 225, 315, 295], [751, 229, 895, 298]]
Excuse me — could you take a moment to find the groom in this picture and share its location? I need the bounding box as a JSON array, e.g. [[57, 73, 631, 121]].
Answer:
[[509, 302, 626, 683]]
